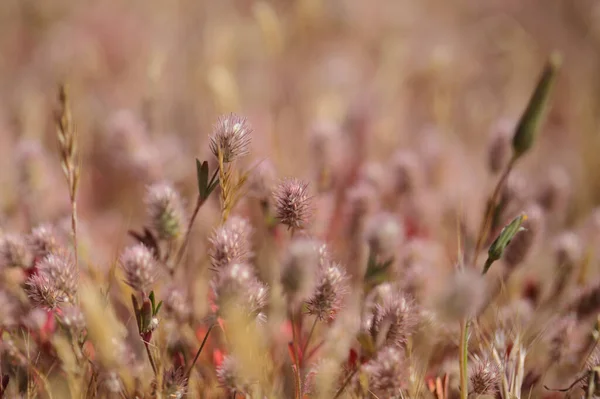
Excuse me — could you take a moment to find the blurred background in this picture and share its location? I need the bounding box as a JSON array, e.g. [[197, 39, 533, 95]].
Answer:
[[0, 0, 599, 265]]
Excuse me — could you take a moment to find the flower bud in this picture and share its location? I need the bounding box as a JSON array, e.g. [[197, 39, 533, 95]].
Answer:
[[512, 53, 562, 158]]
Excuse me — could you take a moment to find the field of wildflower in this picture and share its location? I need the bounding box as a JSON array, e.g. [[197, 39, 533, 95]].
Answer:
[[3, 1, 600, 398]]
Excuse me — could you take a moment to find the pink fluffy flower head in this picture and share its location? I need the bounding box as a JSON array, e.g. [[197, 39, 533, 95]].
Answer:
[[119, 244, 158, 294], [208, 216, 253, 271], [209, 114, 253, 163], [273, 178, 312, 230]]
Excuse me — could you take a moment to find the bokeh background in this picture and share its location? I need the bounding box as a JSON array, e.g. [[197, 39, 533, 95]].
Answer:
[[0, 0, 599, 265]]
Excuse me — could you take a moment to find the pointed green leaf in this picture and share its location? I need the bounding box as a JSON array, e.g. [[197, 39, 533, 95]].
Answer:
[[204, 168, 220, 200], [154, 301, 163, 316], [149, 291, 156, 313]]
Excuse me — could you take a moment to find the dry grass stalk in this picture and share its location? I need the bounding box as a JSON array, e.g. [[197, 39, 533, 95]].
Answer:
[[55, 83, 80, 268]]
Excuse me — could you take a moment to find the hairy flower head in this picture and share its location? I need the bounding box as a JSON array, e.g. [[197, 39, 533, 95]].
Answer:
[[273, 178, 312, 230], [306, 260, 349, 321], [208, 216, 253, 271], [28, 224, 60, 261], [25, 273, 69, 309], [119, 244, 158, 294], [211, 263, 268, 320], [38, 252, 78, 301], [209, 114, 253, 163], [361, 346, 407, 397], [145, 182, 185, 241], [0, 234, 32, 269], [216, 355, 254, 395], [470, 355, 500, 395], [369, 290, 418, 348]]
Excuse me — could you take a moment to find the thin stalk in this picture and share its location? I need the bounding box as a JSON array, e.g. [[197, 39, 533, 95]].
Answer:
[[186, 324, 214, 380], [173, 195, 205, 268], [301, 318, 318, 361], [459, 318, 469, 399], [143, 340, 158, 376], [290, 311, 302, 399], [460, 157, 516, 398], [333, 367, 359, 399], [471, 157, 516, 266]]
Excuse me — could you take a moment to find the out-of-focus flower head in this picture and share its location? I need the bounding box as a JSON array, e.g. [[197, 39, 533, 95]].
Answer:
[[367, 289, 418, 348], [28, 224, 61, 261], [144, 182, 186, 241], [211, 263, 268, 320], [365, 212, 403, 260], [361, 346, 407, 398], [119, 244, 158, 294], [216, 355, 254, 395], [0, 233, 32, 269], [208, 216, 253, 271], [281, 238, 320, 310], [247, 160, 276, 201]]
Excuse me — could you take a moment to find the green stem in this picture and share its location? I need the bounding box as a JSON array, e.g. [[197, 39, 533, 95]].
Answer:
[[471, 157, 516, 266]]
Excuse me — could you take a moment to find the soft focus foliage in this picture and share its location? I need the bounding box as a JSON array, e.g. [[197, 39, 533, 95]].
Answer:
[[0, 1, 599, 398]]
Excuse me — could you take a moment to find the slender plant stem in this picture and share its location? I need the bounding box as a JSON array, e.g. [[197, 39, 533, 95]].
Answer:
[[186, 324, 214, 380], [301, 318, 318, 361], [460, 157, 516, 399], [144, 340, 158, 376], [173, 195, 205, 269], [290, 311, 302, 399], [333, 367, 359, 399], [459, 318, 469, 399], [471, 157, 516, 266], [71, 202, 78, 268]]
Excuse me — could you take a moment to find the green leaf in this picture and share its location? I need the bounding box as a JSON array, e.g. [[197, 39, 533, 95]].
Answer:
[[154, 301, 163, 316], [149, 291, 156, 314], [204, 168, 220, 200], [483, 213, 527, 274], [196, 159, 209, 197]]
